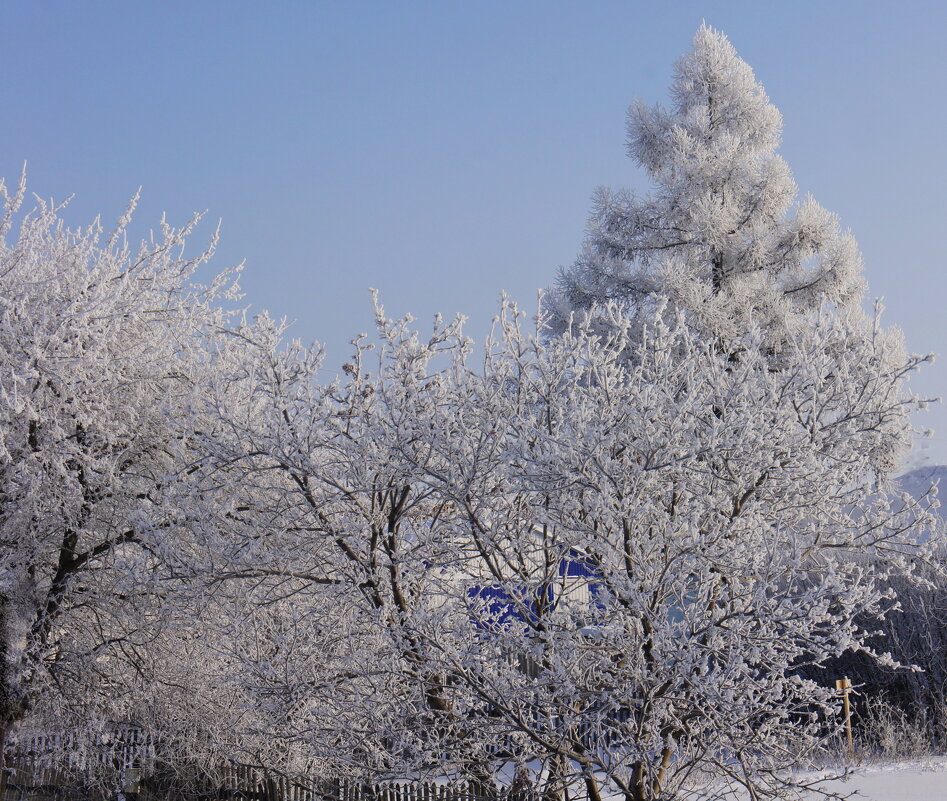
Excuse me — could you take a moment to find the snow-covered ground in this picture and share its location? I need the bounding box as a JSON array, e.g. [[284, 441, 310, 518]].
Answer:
[[682, 759, 947, 800], [796, 759, 947, 800]]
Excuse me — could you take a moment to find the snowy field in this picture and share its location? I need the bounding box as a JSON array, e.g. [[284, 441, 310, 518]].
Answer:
[[648, 759, 947, 800], [696, 759, 947, 800], [795, 759, 947, 801]]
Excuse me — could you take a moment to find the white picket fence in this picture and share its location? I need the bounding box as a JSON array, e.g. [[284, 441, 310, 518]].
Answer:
[[2, 732, 516, 801], [2, 726, 153, 801]]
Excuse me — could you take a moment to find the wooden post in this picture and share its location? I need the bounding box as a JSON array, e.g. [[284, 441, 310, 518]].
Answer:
[[836, 676, 854, 762]]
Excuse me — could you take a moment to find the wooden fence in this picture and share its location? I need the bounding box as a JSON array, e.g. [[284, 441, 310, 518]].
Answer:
[[2, 754, 83, 801], [1, 728, 153, 801], [2, 729, 532, 801], [218, 776, 516, 801], [3, 756, 518, 801]]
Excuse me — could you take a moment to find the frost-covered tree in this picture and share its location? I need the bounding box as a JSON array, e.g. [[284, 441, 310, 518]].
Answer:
[[0, 175, 237, 766], [180, 305, 502, 785], [83, 24, 935, 801], [183, 27, 940, 801], [507, 23, 939, 799], [546, 25, 865, 352], [426, 303, 936, 801], [192, 294, 934, 801]]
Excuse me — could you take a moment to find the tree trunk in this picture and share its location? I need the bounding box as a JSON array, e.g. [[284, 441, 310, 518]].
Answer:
[[629, 763, 646, 801], [1, 593, 9, 801], [542, 754, 566, 801], [0, 722, 9, 801], [582, 774, 603, 801], [468, 761, 496, 800]]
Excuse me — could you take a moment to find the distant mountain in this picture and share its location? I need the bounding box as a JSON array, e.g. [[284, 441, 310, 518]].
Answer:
[[896, 464, 947, 515], [891, 466, 945, 547]]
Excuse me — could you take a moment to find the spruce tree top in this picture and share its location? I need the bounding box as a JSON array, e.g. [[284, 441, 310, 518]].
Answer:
[[546, 25, 866, 350]]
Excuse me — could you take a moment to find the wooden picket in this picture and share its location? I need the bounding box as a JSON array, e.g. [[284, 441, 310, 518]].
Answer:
[[0, 747, 519, 801]]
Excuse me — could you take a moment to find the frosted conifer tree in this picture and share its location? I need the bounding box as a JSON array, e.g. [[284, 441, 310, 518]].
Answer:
[[546, 25, 865, 352]]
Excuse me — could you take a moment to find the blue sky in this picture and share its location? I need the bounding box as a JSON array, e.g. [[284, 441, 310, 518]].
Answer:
[[2, 1, 945, 466]]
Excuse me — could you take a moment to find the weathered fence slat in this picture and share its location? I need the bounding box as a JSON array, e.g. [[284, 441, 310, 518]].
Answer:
[[2, 744, 512, 801]]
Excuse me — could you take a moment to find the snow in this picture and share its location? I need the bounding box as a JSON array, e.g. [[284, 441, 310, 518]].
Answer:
[[799, 759, 947, 801], [691, 759, 947, 800]]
